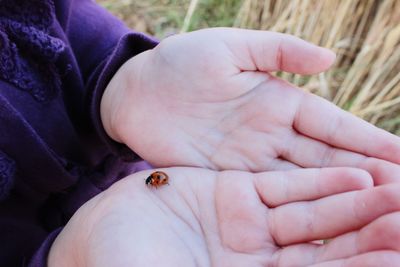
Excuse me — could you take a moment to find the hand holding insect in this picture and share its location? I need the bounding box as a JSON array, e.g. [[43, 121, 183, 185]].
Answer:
[[48, 167, 400, 267]]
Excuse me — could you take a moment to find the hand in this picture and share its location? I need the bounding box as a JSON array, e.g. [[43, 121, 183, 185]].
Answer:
[[48, 167, 400, 266], [101, 28, 400, 183]]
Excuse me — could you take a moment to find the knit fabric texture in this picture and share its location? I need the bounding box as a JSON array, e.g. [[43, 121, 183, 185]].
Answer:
[[0, 150, 15, 200], [0, 0, 65, 102]]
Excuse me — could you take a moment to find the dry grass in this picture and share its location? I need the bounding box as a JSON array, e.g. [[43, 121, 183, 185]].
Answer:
[[98, 0, 400, 134]]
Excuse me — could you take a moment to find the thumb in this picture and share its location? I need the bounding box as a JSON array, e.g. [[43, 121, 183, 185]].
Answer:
[[213, 28, 336, 75]]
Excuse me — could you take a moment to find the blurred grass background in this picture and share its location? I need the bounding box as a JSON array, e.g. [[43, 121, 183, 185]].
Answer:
[[98, 0, 400, 135]]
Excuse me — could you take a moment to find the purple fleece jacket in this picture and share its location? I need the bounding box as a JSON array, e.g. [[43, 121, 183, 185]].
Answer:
[[0, 0, 158, 265]]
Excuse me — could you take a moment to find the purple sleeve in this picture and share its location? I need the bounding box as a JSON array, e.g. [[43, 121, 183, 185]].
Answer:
[[89, 32, 158, 160], [28, 228, 62, 267], [61, 0, 158, 160], [24, 1, 158, 266]]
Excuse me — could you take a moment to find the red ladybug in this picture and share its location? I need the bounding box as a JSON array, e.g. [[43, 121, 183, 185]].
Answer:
[[145, 171, 169, 188]]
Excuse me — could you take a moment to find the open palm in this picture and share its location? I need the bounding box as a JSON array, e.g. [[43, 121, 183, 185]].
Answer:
[[50, 167, 400, 267], [101, 28, 400, 183]]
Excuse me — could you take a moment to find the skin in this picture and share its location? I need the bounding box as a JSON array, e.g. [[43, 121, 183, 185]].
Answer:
[[101, 28, 400, 184], [49, 28, 400, 265], [48, 167, 400, 267]]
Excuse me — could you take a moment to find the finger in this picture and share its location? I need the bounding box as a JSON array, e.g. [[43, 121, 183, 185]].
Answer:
[[309, 251, 400, 267], [270, 212, 400, 266], [358, 158, 400, 185], [356, 212, 400, 252], [255, 168, 372, 207], [280, 132, 400, 184], [269, 184, 400, 245], [280, 130, 366, 168], [313, 212, 400, 263], [293, 91, 400, 164], [214, 28, 336, 74]]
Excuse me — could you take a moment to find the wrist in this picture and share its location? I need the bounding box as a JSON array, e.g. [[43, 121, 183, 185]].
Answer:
[[100, 50, 152, 145], [100, 65, 127, 143]]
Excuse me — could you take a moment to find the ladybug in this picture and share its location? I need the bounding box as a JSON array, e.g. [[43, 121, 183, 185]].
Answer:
[[145, 171, 169, 188]]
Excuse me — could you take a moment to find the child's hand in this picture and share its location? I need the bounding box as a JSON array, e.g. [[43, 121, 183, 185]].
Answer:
[[48, 167, 400, 266], [101, 28, 400, 182]]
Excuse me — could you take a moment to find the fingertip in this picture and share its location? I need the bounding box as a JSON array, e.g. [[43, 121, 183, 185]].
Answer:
[[283, 42, 337, 75], [355, 170, 374, 189], [319, 167, 373, 194], [304, 46, 336, 74], [335, 167, 374, 190], [320, 47, 337, 69], [358, 158, 400, 185]]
